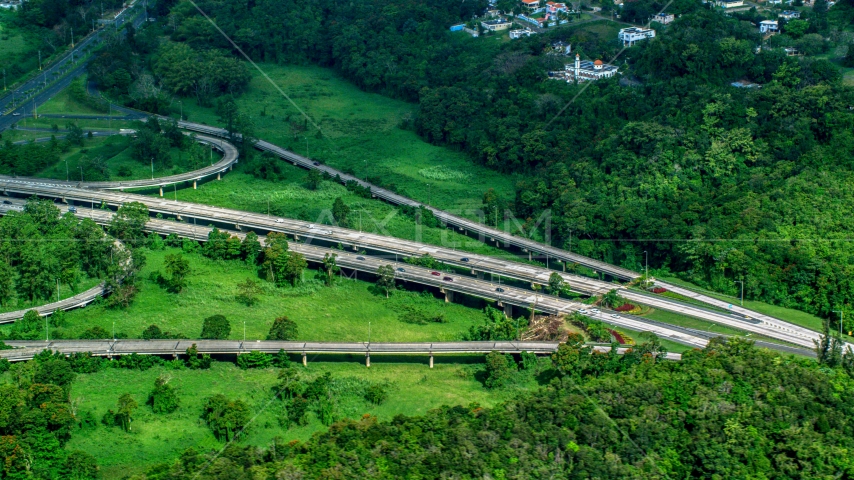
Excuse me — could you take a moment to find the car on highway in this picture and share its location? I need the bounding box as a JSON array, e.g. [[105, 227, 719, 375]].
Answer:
[[397, 267, 406, 272], [611, 313, 619, 318], [443, 276, 453, 282], [356, 256, 365, 260], [2, 200, 11, 205], [313, 162, 320, 166], [275, 219, 284, 223], [590, 308, 600, 314], [68, 206, 77, 213], [12, 113, 20, 116], [578, 309, 587, 314], [431, 271, 440, 276], [460, 257, 469, 262], [495, 287, 504, 293]]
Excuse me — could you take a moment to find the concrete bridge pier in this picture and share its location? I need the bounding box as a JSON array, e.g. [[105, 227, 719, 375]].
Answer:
[[503, 303, 513, 318], [159, 187, 163, 197], [528, 251, 532, 261], [366, 352, 371, 368], [429, 354, 434, 368], [302, 353, 307, 366], [193, 180, 197, 189], [442, 289, 454, 303], [474, 270, 484, 279], [217, 172, 221, 180]]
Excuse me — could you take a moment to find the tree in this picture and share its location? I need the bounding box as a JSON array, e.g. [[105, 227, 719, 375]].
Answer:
[[365, 384, 388, 405], [202, 395, 251, 442], [306, 169, 323, 190], [484, 351, 516, 388], [465, 307, 519, 341], [814, 320, 843, 367], [142, 325, 165, 340], [240, 231, 262, 265], [268, 316, 299, 341], [332, 197, 350, 227], [551, 333, 589, 376], [783, 19, 809, 38], [164, 253, 190, 293], [259, 232, 290, 286], [843, 44, 854, 68], [61, 451, 99, 480], [236, 278, 263, 306], [108, 202, 149, 248], [148, 376, 179, 414], [66, 123, 85, 146], [200, 315, 231, 340], [548, 272, 565, 296], [116, 393, 138, 432], [0, 261, 14, 306], [376, 265, 396, 298], [321, 253, 340, 286], [600, 289, 624, 309], [282, 252, 307, 287], [186, 344, 212, 370]]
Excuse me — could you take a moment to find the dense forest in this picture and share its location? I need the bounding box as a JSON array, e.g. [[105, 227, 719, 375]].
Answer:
[[97, 0, 854, 321]]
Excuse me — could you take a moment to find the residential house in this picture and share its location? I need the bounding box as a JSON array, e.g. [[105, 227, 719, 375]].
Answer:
[[731, 80, 761, 88], [550, 40, 572, 55], [778, 10, 800, 19], [652, 13, 675, 24], [759, 20, 778, 33], [521, 0, 541, 12], [618, 27, 655, 46], [715, 0, 745, 7], [481, 18, 512, 31]]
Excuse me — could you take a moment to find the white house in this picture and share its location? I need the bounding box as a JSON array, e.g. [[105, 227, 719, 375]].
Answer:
[[545, 1, 568, 14], [618, 27, 655, 46], [509, 28, 535, 39], [481, 19, 512, 31], [759, 20, 778, 33], [565, 55, 619, 82], [652, 13, 675, 24], [778, 10, 800, 19], [521, 0, 541, 12], [716, 0, 745, 7]]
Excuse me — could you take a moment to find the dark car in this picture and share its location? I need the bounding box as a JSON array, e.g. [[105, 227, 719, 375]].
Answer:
[[495, 287, 504, 293], [460, 257, 469, 262], [2, 200, 11, 205], [313, 162, 320, 166], [443, 276, 453, 282], [431, 271, 441, 276], [68, 206, 77, 213], [356, 256, 365, 260], [397, 267, 406, 272]]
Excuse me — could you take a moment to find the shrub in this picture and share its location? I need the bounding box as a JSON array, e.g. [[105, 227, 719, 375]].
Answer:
[[615, 303, 635, 312], [484, 351, 516, 388], [652, 287, 667, 294], [148, 376, 179, 414], [237, 351, 273, 369], [267, 316, 298, 341], [365, 384, 388, 405], [200, 315, 230, 339]]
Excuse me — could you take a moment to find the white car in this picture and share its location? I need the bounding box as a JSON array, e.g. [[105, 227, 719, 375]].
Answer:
[[611, 313, 619, 319], [578, 309, 588, 314], [275, 218, 284, 223], [590, 308, 600, 314]]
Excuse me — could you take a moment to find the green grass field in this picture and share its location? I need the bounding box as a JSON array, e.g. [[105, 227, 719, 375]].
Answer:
[[177, 63, 518, 216], [33, 134, 222, 181], [21, 247, 489, 342], [39, 79, 121, 116], [56, 358, 543, 479]]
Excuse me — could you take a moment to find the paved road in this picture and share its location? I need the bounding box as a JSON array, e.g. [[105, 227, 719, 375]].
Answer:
[[0, 4, 146, 131], [0, 339, 684, 362], [5, 133, 236, 190], [0, 177, 821, 351]]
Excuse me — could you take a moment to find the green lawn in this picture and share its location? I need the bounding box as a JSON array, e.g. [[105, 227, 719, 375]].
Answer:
[[57, 358, 542, 479], [39, 78, 119, 116], [34, 134, 222, 182], [177, 63, 518, 216], [14, 247, 488, 342]]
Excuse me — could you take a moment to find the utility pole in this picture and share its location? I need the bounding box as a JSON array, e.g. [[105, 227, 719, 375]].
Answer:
[[71, 26, 75, 47], [150, 158, 154, 179], [243, 321, 246, 343], [39, 50, 42, 70], [643, 250, 648, 288], [305, 136, 309, 158], [833, 309, 844, 337], [65, 158, 69, 181], [2, 69, 5, 91], [734, 280, 744, 306], [80, 166, 83, 181]]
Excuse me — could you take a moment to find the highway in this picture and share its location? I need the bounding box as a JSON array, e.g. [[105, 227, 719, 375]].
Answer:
[[177, 121, 640, 281], [4, 133, 237, 191], [0, 198, 818, 356], [0, 339, 684, 363], [0, 2, 145, 130], [0, 177, 823, 351]]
